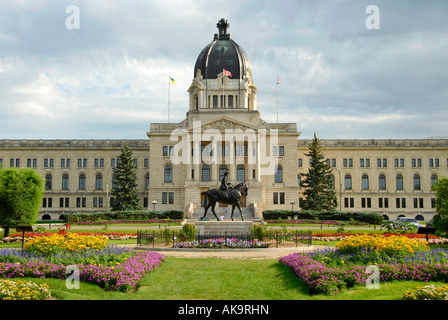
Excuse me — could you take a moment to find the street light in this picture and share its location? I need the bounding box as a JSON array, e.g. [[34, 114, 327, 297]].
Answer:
[[152, 200, 157, 211], [290, 201, 295, 211]]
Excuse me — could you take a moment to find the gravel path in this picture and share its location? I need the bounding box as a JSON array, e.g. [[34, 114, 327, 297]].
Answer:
[[130, 245, 333, 260]]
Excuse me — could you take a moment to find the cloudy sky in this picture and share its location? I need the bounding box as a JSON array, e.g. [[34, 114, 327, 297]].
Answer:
[[0, 0, 447, 140]]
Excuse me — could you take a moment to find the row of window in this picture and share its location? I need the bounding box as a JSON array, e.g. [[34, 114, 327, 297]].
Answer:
[[42, 197, 107, 208], [297, 173, 438, 191], [162, 145, 286, 158], [342, 197, 435, 209], [44, 173, 150, 191], [2, 157, 148, 168], [298, 157, 446, 168], [163, 164, 284, 183]]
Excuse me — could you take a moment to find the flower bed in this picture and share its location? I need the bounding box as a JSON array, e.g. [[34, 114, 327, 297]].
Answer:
[[403, 284, 448, 300], [1, 231, 137, 243], [0, 232, 165, 292], [75, 220, 181, 225], [0, 279, 51, 300], [173, 238, 269, 249], [280, 234, 448, 295], [280, 252, 448, 295]]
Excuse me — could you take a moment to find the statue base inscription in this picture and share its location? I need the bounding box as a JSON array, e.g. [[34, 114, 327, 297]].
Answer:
[[195, 221, 254, 236]]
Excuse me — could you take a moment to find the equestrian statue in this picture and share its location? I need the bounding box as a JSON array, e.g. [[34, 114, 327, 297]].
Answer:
[[200, 170, 249, 221]]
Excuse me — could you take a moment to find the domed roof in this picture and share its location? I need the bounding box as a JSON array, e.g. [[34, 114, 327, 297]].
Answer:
[[194, 18, 252, 80]]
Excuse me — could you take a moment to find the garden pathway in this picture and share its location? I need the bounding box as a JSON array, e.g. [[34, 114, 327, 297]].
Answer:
[[124, 244, 333, 259]]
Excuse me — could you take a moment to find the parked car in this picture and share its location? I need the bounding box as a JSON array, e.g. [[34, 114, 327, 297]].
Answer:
[[393, 217, 424, 230]]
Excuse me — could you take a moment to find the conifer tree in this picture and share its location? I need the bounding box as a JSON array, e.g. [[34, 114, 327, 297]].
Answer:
[[111, 143, 142, 211], [300, 133, 337, 211]]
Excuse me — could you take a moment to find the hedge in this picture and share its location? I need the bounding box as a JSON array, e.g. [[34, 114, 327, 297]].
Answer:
[[261, 210, 383, 225], [64, 210, 184, 224]]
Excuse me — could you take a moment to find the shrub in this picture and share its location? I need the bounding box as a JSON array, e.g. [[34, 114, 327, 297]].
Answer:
[[65, 210, 184, 223], [253, 224, 265, 241], [261, 210, 383, 224], [181, 224, 196, 241]]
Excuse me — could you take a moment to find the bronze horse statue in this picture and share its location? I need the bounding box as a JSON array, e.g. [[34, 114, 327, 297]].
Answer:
[[200, 182, 249, 221]]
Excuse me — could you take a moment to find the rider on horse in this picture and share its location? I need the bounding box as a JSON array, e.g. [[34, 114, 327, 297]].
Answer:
[[220, 170, 232, 190]]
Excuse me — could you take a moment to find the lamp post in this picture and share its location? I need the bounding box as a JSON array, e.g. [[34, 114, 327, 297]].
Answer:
[[152, 200, 157, 211], [290, 201, 295, 211]]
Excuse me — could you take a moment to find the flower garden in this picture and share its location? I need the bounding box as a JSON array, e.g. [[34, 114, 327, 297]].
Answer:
[[279, 234, 448, 296], [0, 230, 165, 299], [1, 224, 448, 300]]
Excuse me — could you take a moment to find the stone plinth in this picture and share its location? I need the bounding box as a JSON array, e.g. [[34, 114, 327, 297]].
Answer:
[[195, 221, 254, 236]]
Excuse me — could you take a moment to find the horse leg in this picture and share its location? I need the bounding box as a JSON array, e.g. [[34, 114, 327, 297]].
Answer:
[[236, 202, 244, 221], [211, 203, 220, 221], [231, 205, 236, 221], [201, 199, 210, 220]]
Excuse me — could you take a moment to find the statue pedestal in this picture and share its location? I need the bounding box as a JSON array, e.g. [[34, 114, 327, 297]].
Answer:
[[195, 221, 254, 236]]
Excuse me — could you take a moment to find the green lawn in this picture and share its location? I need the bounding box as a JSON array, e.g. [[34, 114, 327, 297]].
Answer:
[[14, 257, 446, 301]]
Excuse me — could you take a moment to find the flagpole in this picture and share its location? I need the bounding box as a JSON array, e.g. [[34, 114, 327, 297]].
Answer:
[[168, 76, 170, 123], [277, 75, 279, 123]]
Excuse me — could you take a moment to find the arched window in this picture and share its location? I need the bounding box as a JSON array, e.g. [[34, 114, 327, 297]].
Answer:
[[95, 174, 103, 190], [396, 174, 403, 190], [237, 165, 245, 182], [362, 174, 369, 190], [202, 165, 210, 182], [79, 174, 86, 190], [145, 173, 150, 189], [164, 164, 173, 183], [431, 174, 438, 186], [45, 174, 52, 190], [274, 165, 283, 183], [62, 174, 69, 190], [379, 174, 386, 190], [413, 174, 421, 190], [344, 174, 352, 190]]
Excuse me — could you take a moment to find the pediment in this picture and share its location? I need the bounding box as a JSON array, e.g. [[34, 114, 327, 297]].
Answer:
[[194, 117, 260, 132]]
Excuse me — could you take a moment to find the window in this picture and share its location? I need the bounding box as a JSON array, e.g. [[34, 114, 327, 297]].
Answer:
[[329, 174, 335, 190], [279, 146, 285, 156], [202, 165, 210, 182], [162, 193, 168, 205], [145, 173, 150, 189], [219, 165, 227, 180], [144, 158, 149, 168], [298, 158, 303, 167], [62, 174, 69, 191], [344, 174, 352, 190], [413, 174, 421, 190], [274, 165, 283, 183], [414, 198, 424, 208], [429, 158, 440, 168], [379, 198, 389, 208], [412, 158, 422, 168], [396, 174, 403, 190], [45, 174, 52, 190], [298, 174, 301, 189], [228, 95, 233, 108], [379, 174, 386, 190], [362, 174, 369, 190], [79, 174, 86, 190], [95, 174, 103, 190], [280, 192, 285, 204], [164, 164, 173, 183], [377, 158, 387, 167], [273, 192, 278, 205], [361, 198, 371, 208], [344, 197, 354, 208], [112, 174, 118, 190], [169, 192, 174, 205], [163, 146, 168, 157], [431, 174, 438, 186], [394, 158, 404, 167], [213, 95, 218, 108], [237, 165, 245, 182]]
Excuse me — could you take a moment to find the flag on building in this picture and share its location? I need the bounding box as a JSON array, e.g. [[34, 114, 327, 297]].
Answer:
[[277, 75, 280, 84], [169, 76, 175, 85], [223, 69, 232, 77]]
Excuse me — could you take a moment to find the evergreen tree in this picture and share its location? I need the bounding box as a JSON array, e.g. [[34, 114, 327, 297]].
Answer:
[[432, 177, 448, 237], [111, 143, 142, 211], [300, 133, 337, 211]]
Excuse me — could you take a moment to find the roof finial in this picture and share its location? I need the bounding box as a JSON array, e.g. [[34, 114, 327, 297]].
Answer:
[[216, 18, 230, 40]]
